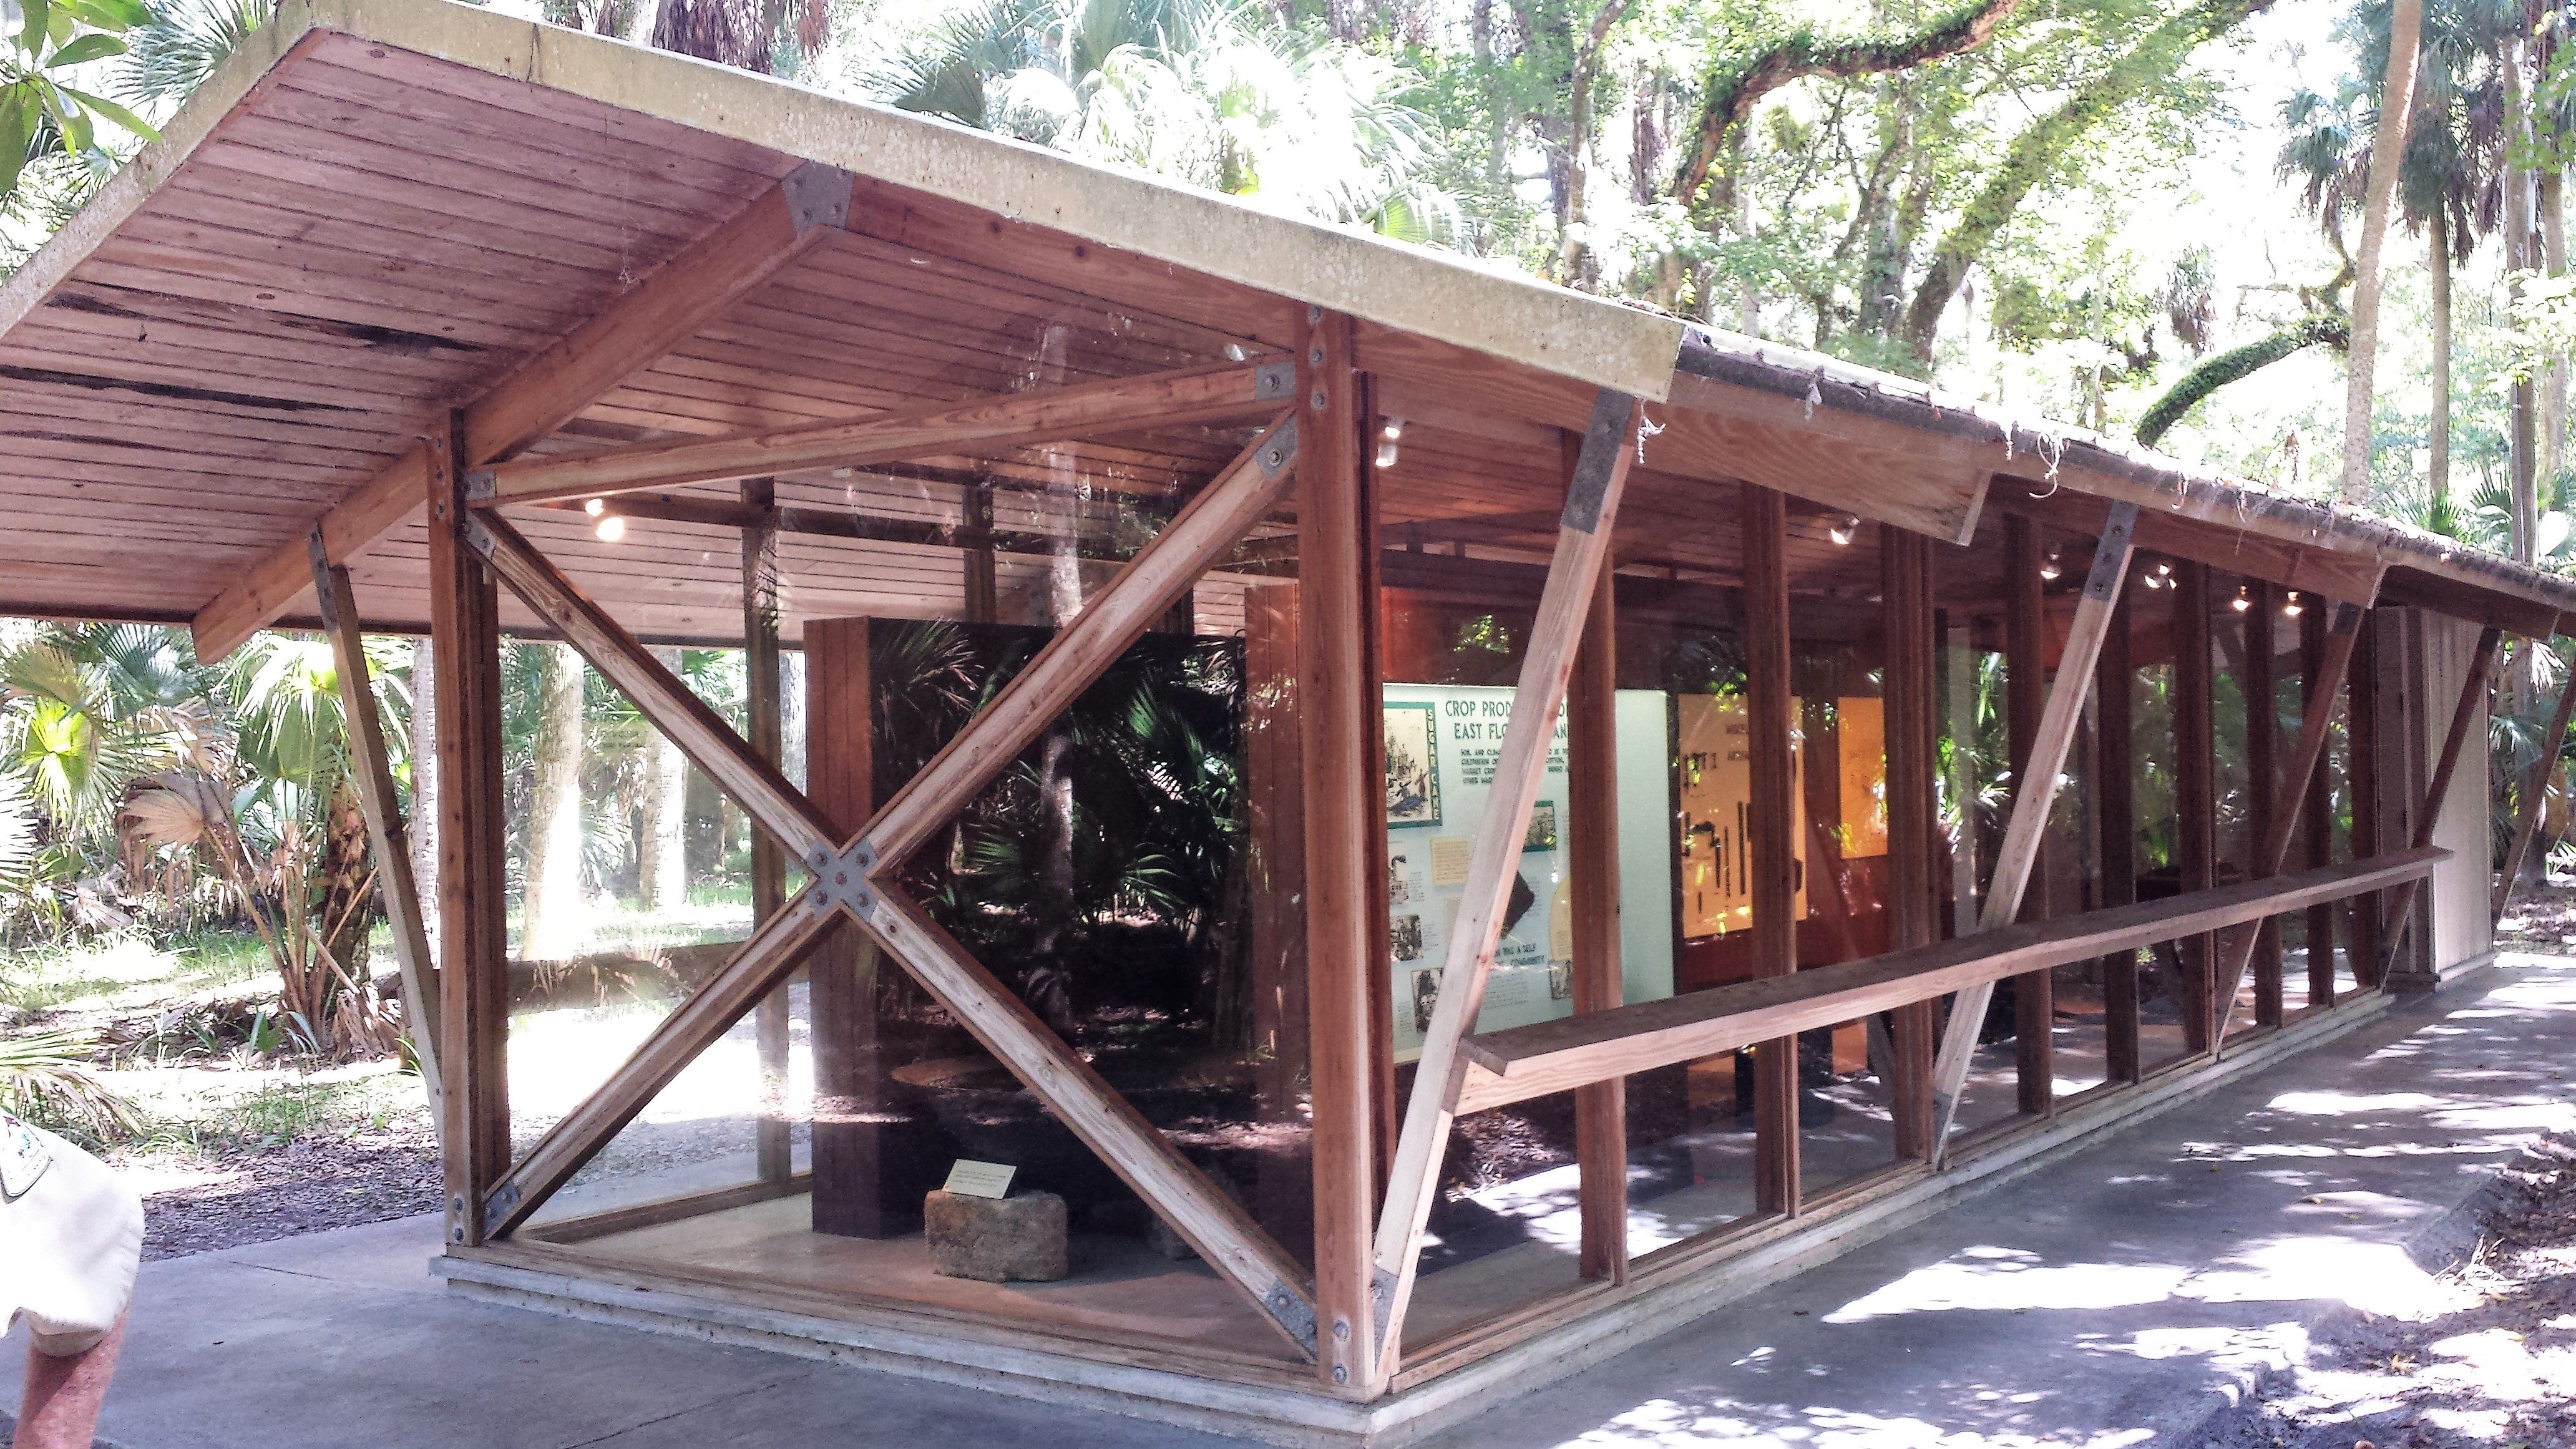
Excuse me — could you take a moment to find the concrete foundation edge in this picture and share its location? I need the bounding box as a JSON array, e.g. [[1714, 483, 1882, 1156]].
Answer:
[[437, 991, 2403, 1448]]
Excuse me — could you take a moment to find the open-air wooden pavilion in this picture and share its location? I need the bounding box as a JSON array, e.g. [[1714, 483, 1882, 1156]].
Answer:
[[6, 0, 2574, 1439]]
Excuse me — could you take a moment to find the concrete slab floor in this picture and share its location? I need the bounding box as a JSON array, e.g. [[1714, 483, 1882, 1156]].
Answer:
[[12, 951, 2576, 1448]]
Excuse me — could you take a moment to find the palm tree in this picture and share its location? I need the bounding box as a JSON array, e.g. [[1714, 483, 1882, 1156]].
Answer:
[[2340, 0, 2427, 504], [862, 0, 1461, 243]]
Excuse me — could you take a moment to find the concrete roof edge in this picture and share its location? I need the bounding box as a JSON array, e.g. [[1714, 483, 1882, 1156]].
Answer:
[[1, 0, 1683, 401], [1678, 323, 2576, 628]]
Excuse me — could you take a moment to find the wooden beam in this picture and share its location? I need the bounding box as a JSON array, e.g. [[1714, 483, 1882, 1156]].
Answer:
[[1745, 484, 1800, 1216], [2175, 562, 2218, 1050], [309, 542, 441, 1110], [1370, 388, 1639, 1381], [2303, 604, 2340, 1006], [190, 163, 856, 661], [2004, 515, 2051, 1118], [2096, 574, 2140, 1083], [743, 477, 793, 1186], [2374, 626, 2503, 980], [462, 511, 839, 859], [1996, 489, 2389, 610], [1926, 503, 2138, 1161], [1568, 470, 1627, 1282], [1297, 309, 1385, 1389], [1451, 847, 2447, 1113], [861, 888, 1321, 1357], [861, 414, 1300, 867], [2348, 612, 2387, 987], [2245, 582, 2283, 1028], [2496, 649, 2576, 915], [1881, 526, 1939, 1158], [485, 888, 841, 1238], [2212, 601, 2366, 1052], [427, 414, 508, 1247], [473, 362, 1291, 506]]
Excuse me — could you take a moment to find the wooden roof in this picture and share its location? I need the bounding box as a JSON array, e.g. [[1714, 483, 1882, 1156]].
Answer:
[[1, 0, 2570, 650]]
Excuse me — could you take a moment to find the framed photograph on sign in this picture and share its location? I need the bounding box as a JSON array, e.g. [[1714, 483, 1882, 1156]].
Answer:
[[1383, 703, 1442, 827], [1522, 799, 1559, 852]]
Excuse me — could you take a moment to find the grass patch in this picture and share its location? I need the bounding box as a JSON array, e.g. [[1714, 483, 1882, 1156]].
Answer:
[[0, 929, 277, 1013]]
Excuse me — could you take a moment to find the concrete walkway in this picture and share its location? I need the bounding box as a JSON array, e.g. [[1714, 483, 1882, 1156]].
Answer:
[[19, 952, 2576, 1448]]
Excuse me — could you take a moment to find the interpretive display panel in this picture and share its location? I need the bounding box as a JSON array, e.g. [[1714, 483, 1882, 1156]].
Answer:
[[1387, 684, 1675, 1061]]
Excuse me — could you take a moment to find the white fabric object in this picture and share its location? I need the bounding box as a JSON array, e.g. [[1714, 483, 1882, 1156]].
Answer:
[[0, 1112, 142, 1356]]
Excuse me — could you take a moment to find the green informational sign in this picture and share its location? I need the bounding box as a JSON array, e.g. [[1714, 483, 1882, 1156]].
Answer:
[[1385, 685, 1676, 1062]]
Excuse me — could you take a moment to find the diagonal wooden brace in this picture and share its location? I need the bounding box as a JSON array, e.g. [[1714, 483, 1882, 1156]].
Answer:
[[309, 540, 442, 1110], [1368, 389, 1641, 1378], [1926, 503, 2137, 1164], [463, 510, 841, 860], [482, 889, 839, 1238], [2208, 601, 2366, 1056]]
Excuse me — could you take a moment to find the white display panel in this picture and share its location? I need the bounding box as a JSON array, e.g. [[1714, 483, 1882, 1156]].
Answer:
[[1387, 685, 1676, 1063]]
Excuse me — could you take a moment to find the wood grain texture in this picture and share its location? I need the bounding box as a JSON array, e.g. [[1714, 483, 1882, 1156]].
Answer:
[[2175, 562, 2218, 1052], [1745, 484, 1800, 1216], [1880, 527, 1939, 1158], [2246, 582, 2283, 1028], [1568, 467, 1627, 1282], [2371, 626, 2502, 980], [743, 477, 793, 1186], [1451, 848, 2447, 1113], [2004, 515, 2051, 1118], [2097, 575, 2140, 1083]]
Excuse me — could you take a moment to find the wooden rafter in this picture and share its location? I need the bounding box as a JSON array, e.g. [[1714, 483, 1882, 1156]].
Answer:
[[472, 361, 1292, 506], [190, 162, 856, 662], [1450, 848, 2446, 1114], [2207, 602, 2366, 1055], [1926, 503, 2139, 1163], [1369, 388, 1641, 1379], [308, 540, 441, 1108]]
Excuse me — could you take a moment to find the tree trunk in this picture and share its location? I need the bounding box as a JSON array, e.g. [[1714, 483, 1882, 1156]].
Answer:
[[650, 0, 768, 69], [519, 642, 588, 961], [2509, 45, 2540, 572], [2338, 0, 2422, 503], [2431, 210, 2451, 519], [409, 635, 437, 959], [2545, 168, 2567, 490], [637, 645, 689, 912]]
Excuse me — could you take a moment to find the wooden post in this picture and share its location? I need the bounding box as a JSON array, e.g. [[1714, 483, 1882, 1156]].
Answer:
[[805, 617, 916, 1236], [2003, 515, 2051, 1116], [2496, 649, 2576, 915], [1299, 308, 1383, 1390], [2244, 581, 2283, 1028], [427, 413, 509, 1246], [2348, 611, 2386, 987], [744, 477, 793, 1186], [2375, 626, 2504, 980], [1568, 534, 1627, 1281], [1880, 527, 1939, 1157], [2096, 573, 2139, 1083], [310, 547, 442, 1109], [1928, 505, 2137, 1160], [2174, 561, 2217, 1051], [1744, 484, 1800, 1215], [2303, 602, 2338, 1005]]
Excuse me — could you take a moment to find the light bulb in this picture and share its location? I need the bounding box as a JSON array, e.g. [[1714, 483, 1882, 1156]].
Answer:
[[1381, 417, 1405, 442], [583, 497, 606, 517], [2142, 572, 2164, 590], [1376, 439, 1401, 468], [2231, 586, 2252, 613], [595, 514, 627, 542], [2039, 552, 2062, 582], [2283, 591, 2304, 617], [1827, 515, 1860, 546]]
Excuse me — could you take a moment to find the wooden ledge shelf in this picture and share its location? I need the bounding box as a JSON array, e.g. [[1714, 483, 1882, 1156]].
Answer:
[[1452, 846, 2447, 1115]]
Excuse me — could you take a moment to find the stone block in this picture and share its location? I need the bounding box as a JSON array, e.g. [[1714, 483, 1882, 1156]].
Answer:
[[924, 1189, 1068, 1282]]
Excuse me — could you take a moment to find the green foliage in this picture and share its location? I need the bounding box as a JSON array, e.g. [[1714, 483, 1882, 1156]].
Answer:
[[0, 1028, 142, 1142], [0, 0, 157, 198], [2137, 313, 2351, 447]]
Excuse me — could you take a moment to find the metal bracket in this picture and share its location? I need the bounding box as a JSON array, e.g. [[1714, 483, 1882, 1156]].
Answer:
[[1254, 359, 1297, 402], [481, 1179, 522, 1237], [2082, 502, 2140, 603], [1257, 417, 1299, 480], [462, 469, 498, 505], [1561, 388, 1639, 534], [1265, 1280, 1319, 1357], [781, 161, 857, 233], [806, 839, 878, 919]]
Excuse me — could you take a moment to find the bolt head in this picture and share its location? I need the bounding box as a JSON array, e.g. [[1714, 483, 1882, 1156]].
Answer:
[[1331, 1364, 1349, 1383]]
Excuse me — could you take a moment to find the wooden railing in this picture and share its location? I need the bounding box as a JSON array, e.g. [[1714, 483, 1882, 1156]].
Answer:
[[1450, 846, 2446, 1115]]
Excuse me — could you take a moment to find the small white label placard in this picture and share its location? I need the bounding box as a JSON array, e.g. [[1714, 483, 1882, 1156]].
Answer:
[[943, 1159, 1017, 1199]]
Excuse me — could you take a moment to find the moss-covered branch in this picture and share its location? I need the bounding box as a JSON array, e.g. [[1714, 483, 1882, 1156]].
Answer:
[[2135, 314, 2349, 448], [1899, 0, 2275, 362], [1670, 0, 2019, 215]]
